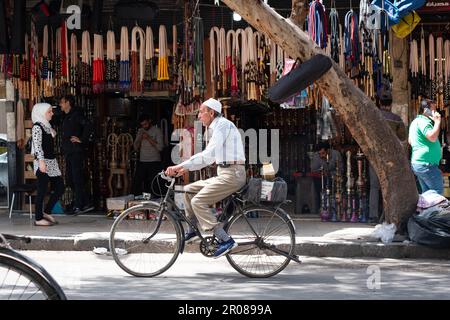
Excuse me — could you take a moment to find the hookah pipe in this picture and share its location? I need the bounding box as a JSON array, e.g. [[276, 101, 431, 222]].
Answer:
[[325, 153, 336, 222], [356, 149, 368, 223], [346, 150, 354, 222], [319, 165, 329, 221], [334, 157, 343, 222], [107, 133, 119, 170], [349, 150, 359, 223], [118, 133, 133, 192]]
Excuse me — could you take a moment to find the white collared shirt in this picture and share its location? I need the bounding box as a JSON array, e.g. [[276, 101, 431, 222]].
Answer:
[[180, 116, 246, 171]]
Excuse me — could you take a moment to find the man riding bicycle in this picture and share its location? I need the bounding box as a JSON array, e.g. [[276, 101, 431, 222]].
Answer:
[[165, 98, 246, 258]]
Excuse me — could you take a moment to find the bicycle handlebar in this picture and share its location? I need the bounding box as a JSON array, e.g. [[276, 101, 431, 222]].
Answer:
[[159, 170, 179, 182]]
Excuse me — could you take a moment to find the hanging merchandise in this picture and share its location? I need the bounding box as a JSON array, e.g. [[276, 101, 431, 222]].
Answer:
[[18, 34, 30, 100], [409, 38, 419, 114], [429, 33, 435, 100], [307, 0, 328, 49], [130, 26, 145, 95], [157, 25, 169, 81], [172, 24, 178, 89], [445, 40, 450, 106], [40, 25, 53, 98], [391, 11, 421, 38], [420, 27, 427, 97], [172, 2, 203, 131], [106, 30, 118, 91], [55, 28, 62, 93], [209, 26, 220, 97], [436, 36, 444, 109], [236, 28, 248, 96], [119, 26, 130, 92], [360, 22, 375, 99], [70, 33, 78, 95], [30, 21, 39, 102], [16, 99, 25, 149], [80, 30, 92, 95], [54, 22, 69, 97], [276, 44, 285, 81], [370, 0, 425, 26], [245, 27, 258, 101], [144, 26, 155, 91], [93, 34, 105, 94], [319, 97, 337, 140], [193, 18, 205, 97], [329, 5, 340, 64], [344, 8, 361, 78]]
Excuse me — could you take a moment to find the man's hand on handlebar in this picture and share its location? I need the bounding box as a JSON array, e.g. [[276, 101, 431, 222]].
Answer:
[[165, 165, 187, 177]]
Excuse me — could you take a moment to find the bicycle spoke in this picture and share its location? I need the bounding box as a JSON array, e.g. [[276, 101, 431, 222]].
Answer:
[[110, 206, 181, 277], [225, 208, 295, 278]]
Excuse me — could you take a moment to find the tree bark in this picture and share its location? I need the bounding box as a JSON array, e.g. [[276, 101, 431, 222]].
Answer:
[[222, 0, 418, 231]]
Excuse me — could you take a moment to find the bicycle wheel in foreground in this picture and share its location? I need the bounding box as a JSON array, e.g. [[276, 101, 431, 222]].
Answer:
[[225, 207, 296, 278], [0, 250, 66, 300], [109, 204, 182, 277]]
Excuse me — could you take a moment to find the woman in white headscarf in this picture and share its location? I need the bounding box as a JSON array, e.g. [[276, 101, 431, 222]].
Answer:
[[31, 103, 64, 226]]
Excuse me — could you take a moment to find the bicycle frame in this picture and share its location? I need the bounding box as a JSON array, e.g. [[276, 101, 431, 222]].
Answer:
[[144, 172, 300, 265]]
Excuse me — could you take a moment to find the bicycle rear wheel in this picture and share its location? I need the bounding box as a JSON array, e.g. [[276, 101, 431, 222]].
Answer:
[[225, 207, 296, 278], [0, 249, 66, 300], [109, 203, 182, 277]]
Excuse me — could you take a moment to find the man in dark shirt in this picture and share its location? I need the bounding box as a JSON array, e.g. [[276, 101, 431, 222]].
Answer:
[[368, 92, 407, 223], [59, 95, 94, 215]]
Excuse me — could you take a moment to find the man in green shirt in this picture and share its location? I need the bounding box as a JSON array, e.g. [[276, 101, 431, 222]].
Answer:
[[408, 98, 443, 194]]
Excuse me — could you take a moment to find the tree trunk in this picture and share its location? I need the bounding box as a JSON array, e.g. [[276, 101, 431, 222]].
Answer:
[[222, 0, 418, 231]]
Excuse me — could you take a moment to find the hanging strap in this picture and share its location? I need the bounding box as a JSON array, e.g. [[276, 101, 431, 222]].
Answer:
[[131, 26, 145, 82]]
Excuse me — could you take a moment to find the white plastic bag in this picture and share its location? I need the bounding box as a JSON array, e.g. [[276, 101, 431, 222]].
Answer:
[[93, 247, 127, 256], [371, 222, 397, 244]]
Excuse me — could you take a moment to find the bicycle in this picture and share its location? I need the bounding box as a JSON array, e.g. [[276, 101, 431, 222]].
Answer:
[[109, 171, 301, 278], [0, 233, 67, 300]]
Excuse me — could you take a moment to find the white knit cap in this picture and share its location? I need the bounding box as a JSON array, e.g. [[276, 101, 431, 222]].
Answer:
[[203, 98, 222, 113]]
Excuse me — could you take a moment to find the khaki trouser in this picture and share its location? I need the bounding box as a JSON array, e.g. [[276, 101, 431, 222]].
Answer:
[[184, 165, 246, 231]]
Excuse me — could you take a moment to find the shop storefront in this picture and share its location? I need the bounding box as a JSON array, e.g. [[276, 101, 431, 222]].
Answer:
[[0, 0, 449, 223]]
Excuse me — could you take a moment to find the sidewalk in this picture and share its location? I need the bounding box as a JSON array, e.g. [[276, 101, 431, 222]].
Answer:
[[1, 209, 450, 259]]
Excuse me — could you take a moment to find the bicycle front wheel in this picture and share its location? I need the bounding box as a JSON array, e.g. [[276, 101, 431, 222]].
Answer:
[[109, 203, 182, 277], [0, 249, 66, 300], [225, 207, 296, 278]]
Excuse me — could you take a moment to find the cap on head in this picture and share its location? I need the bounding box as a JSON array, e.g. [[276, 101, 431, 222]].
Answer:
[[203, 98, 222, 114]]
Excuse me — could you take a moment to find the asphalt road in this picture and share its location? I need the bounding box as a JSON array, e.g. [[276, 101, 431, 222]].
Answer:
[[16, 251, 450, 301]]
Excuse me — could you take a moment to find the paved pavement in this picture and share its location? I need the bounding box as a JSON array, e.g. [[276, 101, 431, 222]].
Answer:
[[1, 209, 450, 259], [18, 251, 450, 300]]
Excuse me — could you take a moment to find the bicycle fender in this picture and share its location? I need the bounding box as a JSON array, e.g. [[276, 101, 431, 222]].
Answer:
[[0, 248, 67, 299]]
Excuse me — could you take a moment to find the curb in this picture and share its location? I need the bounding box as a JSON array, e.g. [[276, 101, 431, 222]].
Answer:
[[8, 236, 450, 260]]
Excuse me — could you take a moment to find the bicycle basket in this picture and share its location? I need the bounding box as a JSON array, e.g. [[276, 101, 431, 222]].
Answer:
[[245, 177, 288, 204]]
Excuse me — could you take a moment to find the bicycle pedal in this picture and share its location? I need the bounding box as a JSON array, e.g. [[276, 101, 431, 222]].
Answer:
[[291, 255, 302, 264]]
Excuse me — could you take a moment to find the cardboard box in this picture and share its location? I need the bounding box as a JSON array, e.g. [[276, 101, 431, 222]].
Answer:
[[106, 194, 135, 211]]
